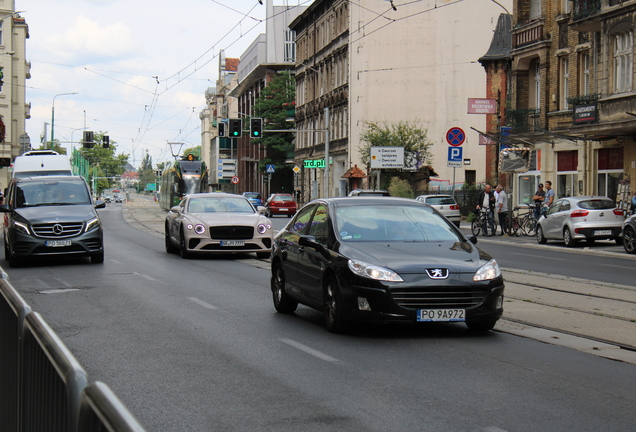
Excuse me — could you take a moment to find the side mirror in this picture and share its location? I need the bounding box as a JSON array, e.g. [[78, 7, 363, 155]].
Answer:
[[469, 235, 478, 245], [299, 235, 331, 259], [95, 200, 106, 209], [170, 205, 181, 213], [257, 206, 267, 214]]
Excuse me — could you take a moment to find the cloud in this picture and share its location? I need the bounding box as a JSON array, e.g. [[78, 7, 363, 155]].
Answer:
[[46, 15, 138, 63]]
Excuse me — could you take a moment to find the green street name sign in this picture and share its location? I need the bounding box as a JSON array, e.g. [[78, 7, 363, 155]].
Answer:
[[304, 159, 325, 169]]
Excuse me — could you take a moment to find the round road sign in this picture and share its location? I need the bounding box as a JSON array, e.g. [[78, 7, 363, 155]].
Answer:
[[231, 176, 240, 184], [446, 127, 466, 146]]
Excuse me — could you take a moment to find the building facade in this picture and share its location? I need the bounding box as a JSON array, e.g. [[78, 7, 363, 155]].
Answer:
[[0, 4, 30, 190], [291, 0, 512, 198], [509, 0, 636, 208]]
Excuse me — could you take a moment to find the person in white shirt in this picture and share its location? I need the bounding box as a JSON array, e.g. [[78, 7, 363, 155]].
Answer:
[[496, 185, 508, 235]]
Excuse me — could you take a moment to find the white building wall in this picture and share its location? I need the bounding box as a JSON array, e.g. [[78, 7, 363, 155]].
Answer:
[[348, 0, 511, 188]]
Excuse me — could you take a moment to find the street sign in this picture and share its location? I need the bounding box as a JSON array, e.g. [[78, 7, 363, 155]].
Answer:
[[231, 176, 240, 184], [303, 159, 325, 169], [447, 146, 463, 168], [467, 98, 497, 114], [446, 127, 465, 146], [370, 147, 405, 169], [266, 164, 275, 174], [293, 165, 300, 173]]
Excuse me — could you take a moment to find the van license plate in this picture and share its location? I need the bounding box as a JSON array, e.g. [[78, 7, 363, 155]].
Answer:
[[46, 240, 72, 247]]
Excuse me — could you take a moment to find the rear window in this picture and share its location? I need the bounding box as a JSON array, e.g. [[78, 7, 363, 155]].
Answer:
[[244, 193, 262, 200], [272, 195, 293, 202], [425, 196, 456, 205], [578, 199, 615, 210]]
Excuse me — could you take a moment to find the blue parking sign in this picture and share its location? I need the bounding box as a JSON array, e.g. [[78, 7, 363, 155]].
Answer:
[[447, 147, 462, 168]]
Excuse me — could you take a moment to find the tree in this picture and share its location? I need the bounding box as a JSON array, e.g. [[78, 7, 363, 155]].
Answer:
[[137, 151, 155, 191], [181, 146, 201, 159], [358, 120, 434, 189], [252, 70, 295, 191], [76, 132, 129, 195], [37, 140, 67, 155]]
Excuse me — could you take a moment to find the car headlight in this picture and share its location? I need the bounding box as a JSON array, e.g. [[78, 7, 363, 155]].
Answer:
[[194, 224, 206, 235], [257, 223, 272, 234], [85, 217, 101, 233], [473, 259, 502, 281], [14, 221, 30, 235], [348, 259, 404, 282]]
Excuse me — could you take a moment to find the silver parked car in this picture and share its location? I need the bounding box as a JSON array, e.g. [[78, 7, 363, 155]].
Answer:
[[415, 194, 461, 227], [536, 196, 624, 247]]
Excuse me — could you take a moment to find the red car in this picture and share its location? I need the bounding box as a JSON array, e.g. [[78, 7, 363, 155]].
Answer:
[[266, 194, 297, 217]]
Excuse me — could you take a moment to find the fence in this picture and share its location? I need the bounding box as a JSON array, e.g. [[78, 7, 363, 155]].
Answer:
[[0, 275, 146, 432], [415, 189, 482, 217]]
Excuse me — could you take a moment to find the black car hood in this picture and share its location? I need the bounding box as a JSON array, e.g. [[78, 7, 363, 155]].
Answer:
[[338, 240, 491, 273], [16, 205, 97, 224]]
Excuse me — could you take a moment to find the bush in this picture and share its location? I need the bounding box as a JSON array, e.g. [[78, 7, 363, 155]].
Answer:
[[388, 177, 414, 198]]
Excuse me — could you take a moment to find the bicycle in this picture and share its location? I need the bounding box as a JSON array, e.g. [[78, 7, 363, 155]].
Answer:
[[471, 208, 496, 237], [516, 205, 540, 236]]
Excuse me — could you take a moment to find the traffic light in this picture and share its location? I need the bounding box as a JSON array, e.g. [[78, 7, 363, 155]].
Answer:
[[218, 122, 225, 137], [82, 131, 94, 149], [102, 135, 110, 149], [229, 119, 242, 138], [250, 118, 262, 138]]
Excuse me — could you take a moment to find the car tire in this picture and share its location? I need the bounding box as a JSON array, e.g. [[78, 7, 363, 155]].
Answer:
[[271, 263, 297, 313], [466, 320, 497, 332], [4, 238, 19, 268], [179, 228, 191, 259], [256, 251, 270, 259], [91, 251, 104, 264], [624, 227, 636, 254], [165, 225, 178, 254], [324, 275, 346, 333], [563, 227, 577, 247], [536, 225, 547, 244]]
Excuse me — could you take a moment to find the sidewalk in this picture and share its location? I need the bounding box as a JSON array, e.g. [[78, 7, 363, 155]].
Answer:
[[122, 195, 636, 364]]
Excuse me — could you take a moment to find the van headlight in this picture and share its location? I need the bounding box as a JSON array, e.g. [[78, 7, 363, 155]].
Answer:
[[14, 221, 30, 235], [473, 259, 501, 281], [85, 217, 101, 233]]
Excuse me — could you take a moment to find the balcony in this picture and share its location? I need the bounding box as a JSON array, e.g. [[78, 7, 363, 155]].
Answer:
[[505, 108, 541, 133], [513, 21, 545, 50]]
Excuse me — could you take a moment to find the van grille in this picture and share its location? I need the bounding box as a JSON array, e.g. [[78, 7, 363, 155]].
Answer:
[[32, 222, 84, 238]]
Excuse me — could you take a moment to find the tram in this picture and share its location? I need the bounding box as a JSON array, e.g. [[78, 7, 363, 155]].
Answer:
[[159, 154, 209, 210]]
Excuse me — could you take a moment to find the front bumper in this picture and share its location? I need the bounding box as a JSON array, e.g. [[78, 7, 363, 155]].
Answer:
[[185, 235, 272, 254], [9, 229, 103, 258]]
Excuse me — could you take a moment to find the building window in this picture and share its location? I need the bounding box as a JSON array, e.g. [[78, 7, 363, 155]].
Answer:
[[579, 52, 590, 95], [529, 59, 541, 110], [613, 31, 633, 93], [530, 0, 541, 19], [465, 170, 476, 186], [557, 150, 578, 197], [560, 57, 569, 110], [562, 0, 570, 13], [597, 147, 624, 198], [284, 30, 296, 62]]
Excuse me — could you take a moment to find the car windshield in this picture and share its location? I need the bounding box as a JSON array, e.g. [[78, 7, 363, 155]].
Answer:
[[425, 196, 456, 205], [16, 180, 91, 207], [188, 197, 255, 213], [272, 195, 293, 202], [577, 199, 615, 210], [335, 205, 460, 242]]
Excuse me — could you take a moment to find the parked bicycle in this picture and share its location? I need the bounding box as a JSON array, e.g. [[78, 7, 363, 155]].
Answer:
[[517, 205, 539, 236], [471, 208, 496, 237]]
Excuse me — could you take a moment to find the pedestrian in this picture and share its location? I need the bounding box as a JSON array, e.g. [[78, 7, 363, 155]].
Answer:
[[543, 180, 555, 216], [631, 191, 636, 215], [533, 183, 545, 219], [475, 184, 496, 235], [496, 185, 509, 236], [294, 187, 302, 204]]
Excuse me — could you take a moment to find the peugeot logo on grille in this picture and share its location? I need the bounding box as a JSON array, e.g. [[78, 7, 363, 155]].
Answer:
[[426, 268, 449, 279], [53, 224, 64, 235]]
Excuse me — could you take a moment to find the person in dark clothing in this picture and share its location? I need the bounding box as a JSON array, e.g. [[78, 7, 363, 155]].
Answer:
[[476, 184, 496, 216], [533, 183, 546, 219]]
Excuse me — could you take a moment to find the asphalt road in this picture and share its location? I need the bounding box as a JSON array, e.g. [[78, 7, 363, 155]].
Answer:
[[3, 203, 636, 431]]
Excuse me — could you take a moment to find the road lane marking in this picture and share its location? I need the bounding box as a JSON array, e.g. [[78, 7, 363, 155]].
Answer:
[[506, 252, 567, 260], [40, 289, 80, 294], [188, 297, 218, 310], [280, 338, 339, 363], [135, 273, 158, 281]]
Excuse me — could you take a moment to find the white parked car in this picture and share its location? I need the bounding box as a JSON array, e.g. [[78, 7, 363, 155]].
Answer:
[[536, 196, 624, 247], [165, 193, 273, 259], [415, 194, 461, 227]]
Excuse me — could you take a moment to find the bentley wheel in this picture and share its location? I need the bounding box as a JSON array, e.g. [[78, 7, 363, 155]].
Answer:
[[165, 226, 178, 254], [179, 228, 191, 259]]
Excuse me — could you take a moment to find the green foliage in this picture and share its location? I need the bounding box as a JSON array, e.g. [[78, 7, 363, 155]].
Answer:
[[387, 177, 414, 198], [37, 141, 67, 155], [75, 132, 129, 194], [252, 70, 295, 188], [181, 146, 201, 159]]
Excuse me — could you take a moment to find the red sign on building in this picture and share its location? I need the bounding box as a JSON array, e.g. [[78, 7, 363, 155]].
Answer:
[[467, 98, 497, 114]]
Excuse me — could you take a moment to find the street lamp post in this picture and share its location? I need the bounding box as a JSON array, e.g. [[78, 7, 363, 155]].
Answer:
[[51, 92, 78, 149]]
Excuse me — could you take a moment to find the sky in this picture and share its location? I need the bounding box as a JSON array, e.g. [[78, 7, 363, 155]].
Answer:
[[22, 0, 310, 169]]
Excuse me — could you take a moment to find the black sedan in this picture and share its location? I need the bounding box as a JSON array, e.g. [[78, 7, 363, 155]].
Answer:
[[270, 197, 505, 333]]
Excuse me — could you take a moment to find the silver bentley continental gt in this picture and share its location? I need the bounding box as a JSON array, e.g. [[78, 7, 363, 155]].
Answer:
[[165, 193, 273, 259]]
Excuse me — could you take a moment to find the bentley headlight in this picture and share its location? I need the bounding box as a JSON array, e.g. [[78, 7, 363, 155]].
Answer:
[[85, 217, 101, 233], [194, 224, 206, 235], [473, 259, 501, 281], [14, 221, 30, 235], [348, 259, 403, 282], [257, 223, 271, 234]]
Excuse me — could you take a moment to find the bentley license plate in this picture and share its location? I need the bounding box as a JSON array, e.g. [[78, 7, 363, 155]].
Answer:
[[220, 240, 244, 247], [46, 240, 72, 247], [417, 309, 465, 322]]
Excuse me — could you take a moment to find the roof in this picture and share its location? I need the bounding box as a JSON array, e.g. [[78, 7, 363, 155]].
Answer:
[[478, 13, 512, 62], [341, 164, 366, 179]]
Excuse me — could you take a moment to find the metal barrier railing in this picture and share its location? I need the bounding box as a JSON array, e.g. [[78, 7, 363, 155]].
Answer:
[[0, 272, 146, 432]]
